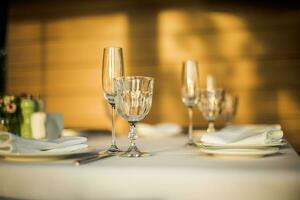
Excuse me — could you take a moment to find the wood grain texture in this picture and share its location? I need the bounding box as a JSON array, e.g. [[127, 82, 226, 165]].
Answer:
[[5, 0, 300, 151]]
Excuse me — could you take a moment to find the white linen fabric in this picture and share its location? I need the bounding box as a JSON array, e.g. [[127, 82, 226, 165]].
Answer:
[[201, 124, 283, 145], [0, 132, 88, 153], [0, 136, 299, 200], [137, 123, 182, 137]]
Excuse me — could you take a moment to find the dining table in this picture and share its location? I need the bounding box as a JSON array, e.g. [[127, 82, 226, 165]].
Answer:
[[0, 133, 300, 200]]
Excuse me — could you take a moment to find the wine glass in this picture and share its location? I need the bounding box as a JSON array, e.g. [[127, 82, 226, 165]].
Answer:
[[198, 89, 224, 132], [102, 47, 124, 153], [181, 60, 199, 145], [114, 76, 154, 157], [221, 93, 238, 126]]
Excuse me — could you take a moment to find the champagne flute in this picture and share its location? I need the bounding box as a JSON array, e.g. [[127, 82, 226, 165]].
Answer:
[[102, 47, 124, 153], [114, 76, 154, 157], [181, 60, 199, 145]]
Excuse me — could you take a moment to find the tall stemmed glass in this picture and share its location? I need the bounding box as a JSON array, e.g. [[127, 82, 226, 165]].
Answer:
[[221, 93, 238, 126], [102, 47, 124, 153], [114, 76, 154, 157], [181, 60, 200, 145], [198, 89, 224, 132]]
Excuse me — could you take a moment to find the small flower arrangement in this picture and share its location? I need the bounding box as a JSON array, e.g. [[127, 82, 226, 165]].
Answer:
[[0, 95, 21, 135]]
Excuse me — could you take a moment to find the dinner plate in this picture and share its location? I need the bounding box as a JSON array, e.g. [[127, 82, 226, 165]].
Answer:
[[195, 139, 287, 149], [200, 147, 280, 158], [0, 149, 93, 161]]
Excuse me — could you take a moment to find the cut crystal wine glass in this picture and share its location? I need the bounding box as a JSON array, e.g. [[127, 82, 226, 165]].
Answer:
[[221, 93, 238, 126], [198, 89, 224, 132], [114, 76, 154, 157]]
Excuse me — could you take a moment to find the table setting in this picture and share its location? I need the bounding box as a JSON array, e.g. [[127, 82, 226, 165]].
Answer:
[[0, 47, 299, 200]]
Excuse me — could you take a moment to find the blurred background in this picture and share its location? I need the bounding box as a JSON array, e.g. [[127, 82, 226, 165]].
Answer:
[[0, 0, 300, 151]]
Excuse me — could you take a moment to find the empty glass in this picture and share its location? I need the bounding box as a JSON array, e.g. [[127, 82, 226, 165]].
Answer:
[[198, 89, 224, 133], [102, 47, 124, 153], [181, 60, 199, 145], [114, 76, 154, 157], [221, 93, 238, 126]]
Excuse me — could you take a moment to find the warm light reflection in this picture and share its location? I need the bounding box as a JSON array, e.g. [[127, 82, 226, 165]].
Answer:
[[7, 13, 129, 131], [6, 7, 299, 139], [277, 90, 300, 130], [158, 10, 267, 124], [209, 12, 264, 123]]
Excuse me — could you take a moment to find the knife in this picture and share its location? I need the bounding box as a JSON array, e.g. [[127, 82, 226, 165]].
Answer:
[[75, 152, 114, 166]]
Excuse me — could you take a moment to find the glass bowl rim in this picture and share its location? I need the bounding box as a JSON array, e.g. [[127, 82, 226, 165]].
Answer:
[[114, 76, 154, 82]]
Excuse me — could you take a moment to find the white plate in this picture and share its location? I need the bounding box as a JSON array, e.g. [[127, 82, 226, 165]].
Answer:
[[195, 139, 287, 149], [0, 149, 92, 161], [200, 147, 280, 158]]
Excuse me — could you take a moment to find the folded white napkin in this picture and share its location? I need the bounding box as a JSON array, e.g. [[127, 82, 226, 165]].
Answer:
[[201, 125, 283, 145], [0, 132, 88, 153], [137, 123, 182, 137]]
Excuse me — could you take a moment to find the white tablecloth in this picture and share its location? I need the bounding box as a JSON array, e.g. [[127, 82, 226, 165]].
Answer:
[[0, 135, 300, 200]]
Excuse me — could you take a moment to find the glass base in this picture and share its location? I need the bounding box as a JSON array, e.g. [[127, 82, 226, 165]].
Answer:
[[185, 141, 196, 147], [106, 144, 122, 154], [207, 122, 216, 133], [120, 145, 151, 158]]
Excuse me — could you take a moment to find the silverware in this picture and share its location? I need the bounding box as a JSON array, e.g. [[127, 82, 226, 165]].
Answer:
[[75, 152, 114, 166]]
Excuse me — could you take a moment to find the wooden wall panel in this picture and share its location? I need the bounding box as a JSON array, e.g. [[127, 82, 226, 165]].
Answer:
[[5, 0, 300, 151]]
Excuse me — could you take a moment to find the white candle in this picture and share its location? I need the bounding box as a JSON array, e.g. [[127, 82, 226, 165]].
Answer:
[[207, 75, 215, 91], [186, 60, 198, 96], [31, 112, 47, 139]]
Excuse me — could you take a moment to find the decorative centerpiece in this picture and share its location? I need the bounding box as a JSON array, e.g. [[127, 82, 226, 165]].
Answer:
[[0, 95, 22, 135]]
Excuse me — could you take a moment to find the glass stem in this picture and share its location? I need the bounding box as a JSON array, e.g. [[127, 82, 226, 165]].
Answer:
[[225, 121, 232, 127], [111, 104, 117, 146], [207, 121, 215, 133], [188, 107, 193, 144], [129, 122, 137, 148]]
